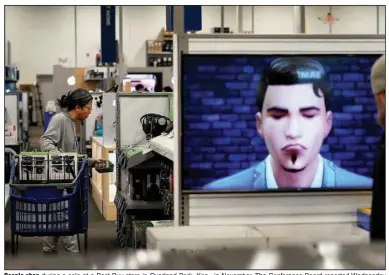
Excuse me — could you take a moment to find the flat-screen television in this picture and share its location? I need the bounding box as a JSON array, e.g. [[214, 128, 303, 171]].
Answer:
[[181, 54, 382, 193], [123, 73, 163, 92]]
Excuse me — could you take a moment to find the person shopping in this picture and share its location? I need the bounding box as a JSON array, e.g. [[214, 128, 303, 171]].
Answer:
[[40, 88, 102, 253]]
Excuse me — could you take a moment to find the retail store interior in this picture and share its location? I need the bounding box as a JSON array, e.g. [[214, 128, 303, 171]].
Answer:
[[3, 5, 386, 270]]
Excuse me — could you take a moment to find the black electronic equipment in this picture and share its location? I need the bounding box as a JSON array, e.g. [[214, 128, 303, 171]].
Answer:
[[164, 122, 173, 134], [130, 171, 161, 201], [159, 161, 173, 190], [212, 27, 231, 33], [140, 113, 172, 140], [106, 84, 119, 93], [95, 160, 114, 173], [95, 95, 103, 108], [87, 70, 104, 79]]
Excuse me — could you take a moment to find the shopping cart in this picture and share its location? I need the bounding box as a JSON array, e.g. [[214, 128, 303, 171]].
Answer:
[[8, 154, 89, 255]]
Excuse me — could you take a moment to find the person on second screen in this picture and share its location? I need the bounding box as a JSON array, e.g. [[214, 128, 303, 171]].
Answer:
[[135, 84, 145, 92], [203, 57, 373, 191], [369, 55, 386, 242]]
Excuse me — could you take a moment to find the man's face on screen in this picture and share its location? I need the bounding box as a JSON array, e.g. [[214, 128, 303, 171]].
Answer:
[[256, 83, 333, 172]]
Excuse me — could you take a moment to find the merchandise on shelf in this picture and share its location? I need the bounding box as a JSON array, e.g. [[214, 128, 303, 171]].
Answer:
[[146, 39, 173, 68], [148, 57, 173, 67], [5, 66, 20, 92], [5, 65, 19, 82]]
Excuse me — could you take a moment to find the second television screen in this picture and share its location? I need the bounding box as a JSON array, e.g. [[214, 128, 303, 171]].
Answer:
[[182, 54, 382, 192]]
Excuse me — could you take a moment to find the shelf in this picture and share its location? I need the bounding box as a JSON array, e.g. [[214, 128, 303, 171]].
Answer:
[[149, 134, 174, 161], [91, 136, 115, 148], [91, 179, 103, 215], [102, 199, 116, 221], [84, 78, 105, 82], [5, 137, 20, 146], [147, 52, 172, 55], [119, 190, 165, 211], [91, 136, 117, 220], [91, 179, 103, 197]]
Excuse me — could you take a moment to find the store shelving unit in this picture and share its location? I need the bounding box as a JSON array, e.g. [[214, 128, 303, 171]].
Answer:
[[91, 136, 117, 221], [5, 65, 19, 92], [145, 39, 173, 68]]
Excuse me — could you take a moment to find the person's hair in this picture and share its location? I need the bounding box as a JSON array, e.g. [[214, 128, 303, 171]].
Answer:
[[57, 88, 93, 111], [162, 86, 173, 92], [257, 57, 331, 112], [135, 84, 144, 91], [371, 55, 386, 95]]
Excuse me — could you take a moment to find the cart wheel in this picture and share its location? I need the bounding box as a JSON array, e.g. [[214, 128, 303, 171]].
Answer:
[[77, 234, 81, 253], [84, 232, 88, 253], [11, 234, 15, 255]]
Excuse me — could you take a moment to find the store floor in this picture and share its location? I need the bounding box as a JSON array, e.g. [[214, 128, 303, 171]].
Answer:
[[5, 126, 119, 269]]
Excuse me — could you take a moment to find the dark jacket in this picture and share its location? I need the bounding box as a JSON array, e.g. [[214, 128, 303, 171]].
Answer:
[[203, 156, 372, 190], [370, 132, 386, 241]]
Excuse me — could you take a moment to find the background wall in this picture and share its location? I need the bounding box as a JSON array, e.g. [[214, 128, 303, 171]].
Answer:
[[5, 5, 386, 83]]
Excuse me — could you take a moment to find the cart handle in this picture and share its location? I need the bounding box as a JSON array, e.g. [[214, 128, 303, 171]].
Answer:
[[5, 147, 18, 156], [9, 159, 17, 185], [9, 160, 89, 203]]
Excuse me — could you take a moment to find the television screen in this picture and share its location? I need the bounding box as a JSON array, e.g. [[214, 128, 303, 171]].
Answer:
[[181, 54, 382, 193], [123, 73, 163, 92]]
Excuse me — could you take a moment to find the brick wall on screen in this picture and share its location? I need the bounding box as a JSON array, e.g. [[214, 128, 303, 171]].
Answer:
[[182, 55, 382, 190]]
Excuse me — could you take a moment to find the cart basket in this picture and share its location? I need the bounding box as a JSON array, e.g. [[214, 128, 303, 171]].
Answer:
[[9, 159, 89, 236]]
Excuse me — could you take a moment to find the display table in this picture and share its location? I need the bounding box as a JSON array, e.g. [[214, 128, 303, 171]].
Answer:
[[130, 243, 384, 270], [133, 220, 173, 248], [146, 223, 369, 251], [147, 225, 267, 250], [91, 136, 117, 221], [253, 223, 369, 247]]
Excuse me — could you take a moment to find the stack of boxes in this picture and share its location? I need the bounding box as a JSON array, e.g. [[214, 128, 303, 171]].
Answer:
[[19, 152, 83, 183]]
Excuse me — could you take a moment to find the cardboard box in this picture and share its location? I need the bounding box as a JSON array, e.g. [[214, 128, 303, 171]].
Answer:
[[19, 84, 36, 93], [19, 152, 49, 182]]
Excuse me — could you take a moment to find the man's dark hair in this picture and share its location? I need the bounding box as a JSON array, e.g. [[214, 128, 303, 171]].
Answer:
[[162, 86, 173, 92], [135, 84, 144, 91], [257, 57, 331, 112], [57, 88, 93, 111]]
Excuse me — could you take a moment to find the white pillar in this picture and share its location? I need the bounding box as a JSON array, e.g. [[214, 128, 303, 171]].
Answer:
[[235, 6, 243, 33], [293, 6, 306, 34], [251, 6, 255, 33], [118, 6, 125, 87], [173, 6, 186, 227]]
